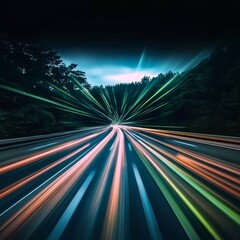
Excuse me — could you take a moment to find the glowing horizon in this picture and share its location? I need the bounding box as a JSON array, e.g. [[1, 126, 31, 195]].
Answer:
[[59, 47, 210, 86]]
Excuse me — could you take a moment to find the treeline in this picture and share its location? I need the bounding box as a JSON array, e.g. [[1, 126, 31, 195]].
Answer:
[[0, 39, 92, 138], [91, 44, 240, 136], [0, 39, 240, 138], [156, 45, 240, 135]]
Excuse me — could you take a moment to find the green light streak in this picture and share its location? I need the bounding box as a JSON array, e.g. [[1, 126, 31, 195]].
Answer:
[[134, 131, 240, 225], [71, 77, 108, 113], [0, 84, 90, 117], [137, 136, 240, 231], [132, 75, 179, 115], [46, 82, 80, 102], [127, 131, 223, 239], [126, 133, 200, 240]]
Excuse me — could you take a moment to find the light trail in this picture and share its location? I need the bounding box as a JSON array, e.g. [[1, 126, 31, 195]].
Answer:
[[126, 130, 222, 240], [132, 163, 163, 240], [1, 126, 239, 239], [0, 52, 239, 239], [125, 127, 240, 239], [47, 170, 95, 240], [0, 144, 90, 198], [0, 84, 95, 118], [30, 142, 58, 150], [0, 128, 116, 239], [0, 143, 95, 217], [125, 129, 240, 197], [102, 128, 127, 240], [173, 140, 197, 147], [0, 128, 108, 174], [83, 133, 120, 239]]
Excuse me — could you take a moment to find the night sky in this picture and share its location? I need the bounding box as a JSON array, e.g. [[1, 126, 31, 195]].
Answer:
[[1, 0, 239, 85]]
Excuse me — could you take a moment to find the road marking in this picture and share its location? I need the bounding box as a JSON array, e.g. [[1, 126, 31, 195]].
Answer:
[[47, 170, 95, 240], [128, 143, 132, 151], [109, 143, 114, 151], [173, 140, 197, 147], [30, 142, 58, 151], [132, 164, 163, 240]]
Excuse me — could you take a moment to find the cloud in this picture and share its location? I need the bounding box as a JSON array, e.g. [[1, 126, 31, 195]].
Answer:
[[85, 65, 159, 85], [104, 70, 157, 84]]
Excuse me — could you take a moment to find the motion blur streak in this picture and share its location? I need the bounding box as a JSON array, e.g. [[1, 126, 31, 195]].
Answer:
[[84, 132, 120, 239], [1, 126, 239, 239], [0, 129, 107, 174], [126, 132, 222, 239], [47, 170, 95, 240], [132, 163, 163, 240], [128, 130, 240, 198], [0, 144, 90, 198], [0, 128, 115, 239], [102, 128, 127, 240]]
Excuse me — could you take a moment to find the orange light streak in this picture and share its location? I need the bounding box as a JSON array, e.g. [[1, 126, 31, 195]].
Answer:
[[102, 128, 125, 239], [0, 144, 90, 198], [1, 129, 107, 174], [0, 129, 116, 239]]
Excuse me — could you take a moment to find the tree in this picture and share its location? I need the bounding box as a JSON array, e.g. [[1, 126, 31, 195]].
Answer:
[[0, 40, 89, 93]]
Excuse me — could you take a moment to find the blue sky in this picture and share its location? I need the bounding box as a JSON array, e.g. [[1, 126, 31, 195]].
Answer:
[[59, 47, 209, 86]]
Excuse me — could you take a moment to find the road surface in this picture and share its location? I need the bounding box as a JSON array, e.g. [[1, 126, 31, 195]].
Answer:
[[1, 125, 240, 240]]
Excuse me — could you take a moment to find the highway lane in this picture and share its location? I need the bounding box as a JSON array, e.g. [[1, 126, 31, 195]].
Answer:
[[0, 125, 240, 240]]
